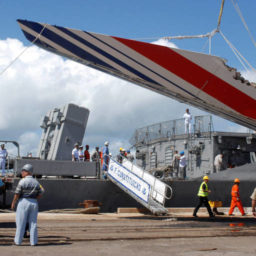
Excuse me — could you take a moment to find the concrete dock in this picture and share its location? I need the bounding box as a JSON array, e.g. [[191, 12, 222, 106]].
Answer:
[[1, 208, 256, 255]]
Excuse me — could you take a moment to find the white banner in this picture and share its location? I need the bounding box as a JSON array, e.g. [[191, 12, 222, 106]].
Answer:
[[108, 159, 150, 203]]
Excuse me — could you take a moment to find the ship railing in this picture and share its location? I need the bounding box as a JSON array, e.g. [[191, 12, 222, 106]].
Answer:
[[130, 115, 213, 145]]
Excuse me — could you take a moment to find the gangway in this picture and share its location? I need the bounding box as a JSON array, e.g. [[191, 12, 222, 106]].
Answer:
[[108, 158, 173, 215]]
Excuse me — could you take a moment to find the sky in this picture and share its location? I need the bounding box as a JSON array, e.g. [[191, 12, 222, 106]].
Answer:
[[0, 0, 256, 157]]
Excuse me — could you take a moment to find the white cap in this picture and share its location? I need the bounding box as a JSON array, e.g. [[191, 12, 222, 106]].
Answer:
[[22, 164, 33, 174]]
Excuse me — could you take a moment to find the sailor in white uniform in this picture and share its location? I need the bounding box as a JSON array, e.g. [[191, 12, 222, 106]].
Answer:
[[11, 164, 44, 246], [183, 109, 192, 134], [0, 144, 8, 176]]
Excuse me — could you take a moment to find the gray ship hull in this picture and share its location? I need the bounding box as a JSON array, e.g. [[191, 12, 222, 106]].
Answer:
[[5, 167, 256, 212]]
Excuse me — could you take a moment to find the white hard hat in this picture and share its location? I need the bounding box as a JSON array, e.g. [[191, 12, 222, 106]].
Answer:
[[104, 141, 109, 146]]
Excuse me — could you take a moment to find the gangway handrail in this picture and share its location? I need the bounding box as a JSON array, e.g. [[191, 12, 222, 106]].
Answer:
[[121, 158, 173, 204], [107, 157, 170, 215]]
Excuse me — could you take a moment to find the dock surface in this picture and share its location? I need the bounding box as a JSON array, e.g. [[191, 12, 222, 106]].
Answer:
[[1, 209, 256, 255]]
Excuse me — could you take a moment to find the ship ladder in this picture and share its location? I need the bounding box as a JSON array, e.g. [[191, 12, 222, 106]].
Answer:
[[107, 158, 173, 215]]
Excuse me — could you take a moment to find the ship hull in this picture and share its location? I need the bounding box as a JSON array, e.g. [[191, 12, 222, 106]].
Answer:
[[5, 177, 256, 211]]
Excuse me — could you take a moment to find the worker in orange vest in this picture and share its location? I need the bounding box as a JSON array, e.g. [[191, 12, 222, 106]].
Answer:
[[228, 178, 245, 216]]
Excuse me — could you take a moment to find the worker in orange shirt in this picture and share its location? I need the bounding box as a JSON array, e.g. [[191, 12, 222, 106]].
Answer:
[[228, 178, 245, 216]]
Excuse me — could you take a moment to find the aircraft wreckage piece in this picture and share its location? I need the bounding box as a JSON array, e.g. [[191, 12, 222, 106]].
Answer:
[[18, 19, 256, 130]]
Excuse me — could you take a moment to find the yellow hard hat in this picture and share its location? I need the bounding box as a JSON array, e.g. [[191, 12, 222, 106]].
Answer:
[[203, 176, 209, 180], [119, 147, 123, 151], [234, 178, 240, 183]]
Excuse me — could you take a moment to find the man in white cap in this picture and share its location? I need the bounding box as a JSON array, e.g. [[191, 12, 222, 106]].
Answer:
[[72, 143, 79, 161], [102, 141, 109, 179], [0, 144, 8, 176], [11, 164, 44, 246]]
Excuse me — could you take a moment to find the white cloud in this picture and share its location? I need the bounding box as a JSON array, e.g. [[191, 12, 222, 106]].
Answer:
[[151, 38, 178, 48], [241, 69, 256, 83], [0, 38, 250, 157]]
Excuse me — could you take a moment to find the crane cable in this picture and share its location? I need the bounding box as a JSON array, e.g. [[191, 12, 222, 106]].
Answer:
[[220, 30, 256, 73], [231, 0, 256, 50], [0, 24, 47, 77], [216, 0, 225, 31]]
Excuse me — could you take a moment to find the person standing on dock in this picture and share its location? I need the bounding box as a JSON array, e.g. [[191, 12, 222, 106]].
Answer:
[[183, 108, 192, 134], [0, 144, 8, 176], [193, 176, 214, 218], [228, 178, 245, 216], [11, 164, 44, 246]]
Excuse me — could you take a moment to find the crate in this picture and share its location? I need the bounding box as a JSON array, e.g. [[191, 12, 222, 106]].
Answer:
[[209, 201, 222, 208]]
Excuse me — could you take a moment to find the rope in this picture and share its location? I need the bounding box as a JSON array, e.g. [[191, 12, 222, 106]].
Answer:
[[220, 31, 256, 73], [162, 33, 211, 41], [231, 0, 256, 50], [0, 23, 47, 77], [216, 0, 225, 31]]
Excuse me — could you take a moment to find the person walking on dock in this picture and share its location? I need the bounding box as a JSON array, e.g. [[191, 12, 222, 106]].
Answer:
[[228, 178, 245, 216], [11, 164, 44, 246], [193, 176, 214, 218]]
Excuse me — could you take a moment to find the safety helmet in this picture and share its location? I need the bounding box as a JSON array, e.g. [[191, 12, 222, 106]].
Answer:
[[119, 147, 123, 151], [234, 178, 240, 183], [127, 150, 130, 153], [74, 143, 79, 147], [21, 164, 33, 174], [104, 141, 109, 146], [203, 175, 209, 180], [180, 151, 184, 155]]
